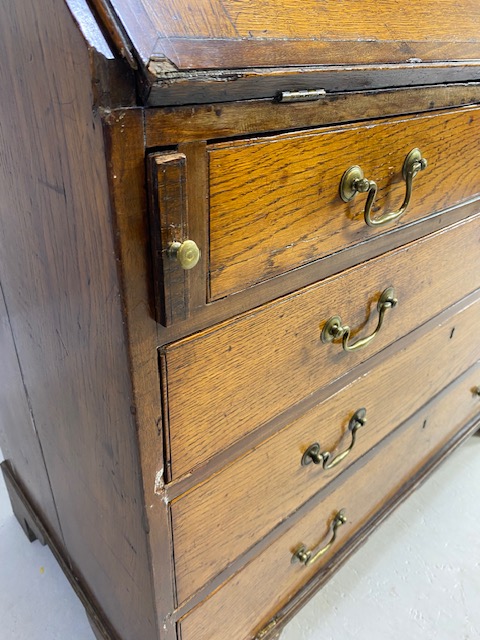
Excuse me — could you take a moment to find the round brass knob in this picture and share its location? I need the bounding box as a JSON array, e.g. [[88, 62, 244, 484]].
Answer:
[[167, 240, 201, 270]]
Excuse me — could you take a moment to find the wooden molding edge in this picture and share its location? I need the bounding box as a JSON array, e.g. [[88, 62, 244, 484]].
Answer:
[[87, 0, 137, 68]]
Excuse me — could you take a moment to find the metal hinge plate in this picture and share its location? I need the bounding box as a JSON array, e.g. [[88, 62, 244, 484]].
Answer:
[[276, 88, 327, 102], [255, 618, 278, 639]]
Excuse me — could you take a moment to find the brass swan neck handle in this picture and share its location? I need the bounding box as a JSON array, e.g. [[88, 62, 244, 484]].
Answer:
[[321, 287, 398, 352], [301, 408, 367, 470], [340, 148, 427, 227], [292, 510, 347, 566]]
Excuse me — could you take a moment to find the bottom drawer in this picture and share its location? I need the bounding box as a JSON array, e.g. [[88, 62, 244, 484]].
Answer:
[[179, 363, 480, 640]]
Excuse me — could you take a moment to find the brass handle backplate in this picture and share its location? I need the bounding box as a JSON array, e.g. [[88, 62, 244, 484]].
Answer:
[[339, 148, 427, 227], [292, 510, 347, 566], [302, 408, 367, 469], [321, 286, 398, 352], [167, 239, 201, 270]]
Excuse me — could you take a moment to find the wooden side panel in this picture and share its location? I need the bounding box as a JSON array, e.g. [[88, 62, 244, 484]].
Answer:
[[171, 295, 480, 603], [0, 2, 157, 640], [163, 214, 480, 480], [178, 363, 480, 640], [0, 285, 61, 538], [209, 107, 480, 299]]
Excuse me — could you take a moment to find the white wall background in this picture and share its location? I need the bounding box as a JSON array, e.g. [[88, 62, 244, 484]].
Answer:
[[1, 437, 479, 640]]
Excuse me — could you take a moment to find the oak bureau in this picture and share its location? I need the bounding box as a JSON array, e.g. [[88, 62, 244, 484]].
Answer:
[[1, 1, 480, 639]]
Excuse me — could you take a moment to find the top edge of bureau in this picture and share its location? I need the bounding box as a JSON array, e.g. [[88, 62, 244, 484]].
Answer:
[[67, 1, 480, 107]]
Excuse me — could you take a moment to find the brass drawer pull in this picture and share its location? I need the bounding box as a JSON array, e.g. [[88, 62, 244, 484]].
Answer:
[[301, 408, 367, 469], [339, 148, 427, 227], [292, 510, 347, 566], [321, 286, 398, 352], [167, 239, 201, 269]]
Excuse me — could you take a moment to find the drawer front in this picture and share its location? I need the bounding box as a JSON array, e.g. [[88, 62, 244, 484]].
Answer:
[[171, 295, 480, 603], [163, 214, 480, 480], [178, 364, 480, 640], [209, 107, 480, 299]]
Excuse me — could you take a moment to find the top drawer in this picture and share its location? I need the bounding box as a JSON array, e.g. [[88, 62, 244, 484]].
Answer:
[[208, 107, 480, 299]]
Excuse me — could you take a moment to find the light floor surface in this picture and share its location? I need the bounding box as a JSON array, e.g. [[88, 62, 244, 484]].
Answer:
[[0, 437, 479, 640]]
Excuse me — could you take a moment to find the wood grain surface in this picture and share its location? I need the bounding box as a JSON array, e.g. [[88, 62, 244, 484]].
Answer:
[[2, 1, 479, 639], [0, 3, 157, 639], [103, 110, 179, 639], [146, 64, 480, 107], [171, 296, 480, 603], [163, 214, 480, 480], [154, 198, 478, 346], [0, 286, 61, 539], [178, 363, 480, 640], [163, 291, 480, 505], [145, 84, 480, 144], [152, 30, 480, 73], [146, 143, 210, 331], [147, 152, 191, 325], [103, 0, 480, 71], [209, 107, 480, 299]]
